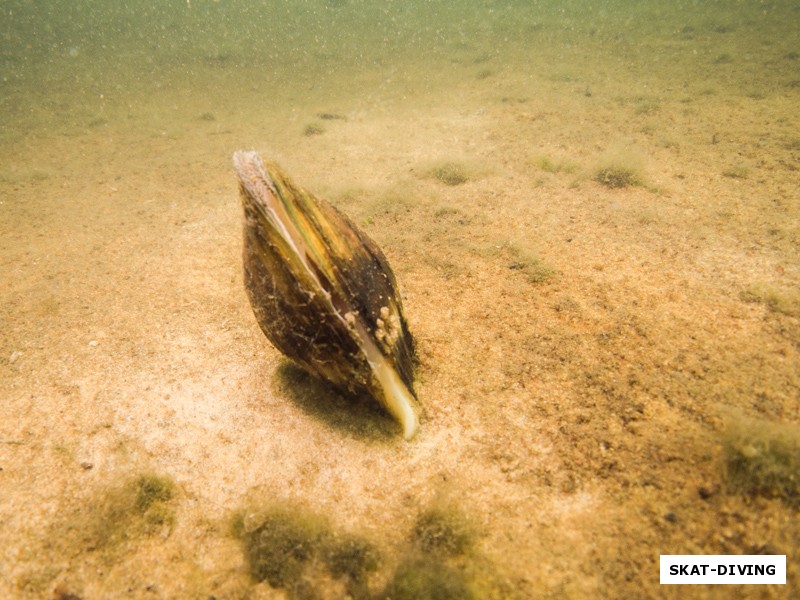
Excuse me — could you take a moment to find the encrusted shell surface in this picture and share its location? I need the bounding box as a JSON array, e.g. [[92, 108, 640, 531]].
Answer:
[[233, 150, 419, 438]]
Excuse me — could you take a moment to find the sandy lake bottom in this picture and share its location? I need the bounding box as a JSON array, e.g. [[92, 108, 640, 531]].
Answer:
[[1, 2, 799, 598]]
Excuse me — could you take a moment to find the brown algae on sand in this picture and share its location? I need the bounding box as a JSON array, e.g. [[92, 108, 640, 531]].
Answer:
[[233, 151, 420, 439]]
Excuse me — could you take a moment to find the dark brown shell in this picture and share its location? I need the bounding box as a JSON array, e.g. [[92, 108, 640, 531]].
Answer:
[[234, 151, 419, 438]]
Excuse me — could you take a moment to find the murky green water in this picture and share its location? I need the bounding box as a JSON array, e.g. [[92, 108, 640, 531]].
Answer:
[[3, 0, 798, 143]]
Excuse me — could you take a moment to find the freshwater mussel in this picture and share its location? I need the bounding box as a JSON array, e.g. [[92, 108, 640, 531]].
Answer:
[[233, 151, 420, 438]]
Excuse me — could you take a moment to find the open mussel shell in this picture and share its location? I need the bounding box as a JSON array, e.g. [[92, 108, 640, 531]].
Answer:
[[233, 150, 420, 439]]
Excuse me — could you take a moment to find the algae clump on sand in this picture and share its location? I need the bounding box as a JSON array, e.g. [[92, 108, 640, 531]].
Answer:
[[234, 503, 382, 598], [381, 559, 475, 600], [378, 503, 479, 599], [134, 473, 176, 532], [412, 507, 474, 557], [724, 415, 800, 506], [326, 534, 381, 581], [232, 499, 517, 599], [429, 162, 470, 186], [235, 507, 330, 587], [591, 145, 648, 189]]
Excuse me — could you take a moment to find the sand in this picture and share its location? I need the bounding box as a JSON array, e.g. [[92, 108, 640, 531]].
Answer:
[[1, 1, 798, 598]]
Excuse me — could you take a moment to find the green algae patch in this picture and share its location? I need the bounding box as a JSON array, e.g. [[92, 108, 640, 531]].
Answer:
[[492, 241, 557, 285], [532, 154, 580, 175], [90, 472, 177, 549], [236, 506, 331, 587], [724, 415, 800, 506], [419, 159, 485, 187], [232, 497, 519, 599], [591, 146, 648, 189], [374, 501, 520, 600], [303, 122, 325, 136], [135, 473, 174, 512], [14, 471, 179, 596], [234, 502, 382, 598], [412, 507, 474, 557], [134, 473, 176, 536], [326, 534, 381, 581], [739, 284, 800, 317], [428, 162, 470, 186], [326, 534, 381, 600], [593, 165, 644, 189], [381, 558, 476, 600]]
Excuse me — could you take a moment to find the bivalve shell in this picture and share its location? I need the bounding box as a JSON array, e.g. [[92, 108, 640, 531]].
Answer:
[[233, 151, 420, 439]]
